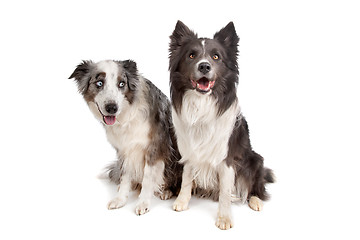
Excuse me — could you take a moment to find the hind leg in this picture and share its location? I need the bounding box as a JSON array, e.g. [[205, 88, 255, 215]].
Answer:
[[155, 189, 173, 200], [248, 196, 263, 211]]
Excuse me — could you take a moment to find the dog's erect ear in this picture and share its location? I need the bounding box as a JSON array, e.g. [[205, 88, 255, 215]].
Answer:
[[214, 22, 239, 49], [169, 21, 197, 53], [170, 21, 197, 47], [122, 60, 139, 91], [68, 60, 94, 94], [214, 22, 239, 72], [169, 21, 197, 71]]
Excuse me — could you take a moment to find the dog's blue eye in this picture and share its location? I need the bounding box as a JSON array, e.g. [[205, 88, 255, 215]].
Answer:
[[96, 81, 103, 88], [119, 81, 125, 88]]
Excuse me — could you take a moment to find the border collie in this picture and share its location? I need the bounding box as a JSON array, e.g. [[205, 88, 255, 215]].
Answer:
[[169, 21, 275, 229], [69, 60, 181, 215]]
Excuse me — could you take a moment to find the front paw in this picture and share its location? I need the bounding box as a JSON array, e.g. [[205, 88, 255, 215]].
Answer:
[[215, 215, 233, 230], [173, 197, 189, 212], [135, 200, 150, 215], [107, 197, 126, 210]]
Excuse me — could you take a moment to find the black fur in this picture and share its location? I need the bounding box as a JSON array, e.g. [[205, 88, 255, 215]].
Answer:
[[121, 60, 139, 91], [68, 60, 95, 94], [169, 21, 274, 202], [169, 21, 240, 115], [143, 79, 183, 193], [226, 116, 274, 201]]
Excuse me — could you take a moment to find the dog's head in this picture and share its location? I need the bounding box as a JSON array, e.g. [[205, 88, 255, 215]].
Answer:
[[169, 21, 239, 113], [69, 60, 138, 126]]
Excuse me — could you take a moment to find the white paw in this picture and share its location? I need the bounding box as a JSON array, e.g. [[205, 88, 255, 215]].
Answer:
[[156, 190, 173, 200], [215, 215, 233, 230], [173, 197, 189, 212], [107, 197, 126, 210], [135, 200, 150, 215], [248, 196, 263, 211]]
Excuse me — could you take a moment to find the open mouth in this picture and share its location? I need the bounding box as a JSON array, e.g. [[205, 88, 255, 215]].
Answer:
[[103, 116, 116, 125], [191, 77, 215, 93], [95, 103, 117, 126]]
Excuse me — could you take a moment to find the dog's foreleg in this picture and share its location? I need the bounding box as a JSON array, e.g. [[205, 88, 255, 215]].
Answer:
[[135, 161, 165, 215], [173, 164, 193, 211], [216, 164, 235, 230], [107, 173, 131, 210]]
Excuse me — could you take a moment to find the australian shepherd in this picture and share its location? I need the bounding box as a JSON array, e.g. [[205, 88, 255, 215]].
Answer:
[[69, 60, 181, 215], [169, 21, 275, 229]]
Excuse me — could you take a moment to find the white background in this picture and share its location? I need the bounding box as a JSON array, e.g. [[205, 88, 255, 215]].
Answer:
[[1, 0, 359, 239]]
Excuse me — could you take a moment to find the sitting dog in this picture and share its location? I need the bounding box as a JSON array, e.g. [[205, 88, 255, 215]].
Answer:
[[69, 60, 181, 215], [169, 21, 275, 229]]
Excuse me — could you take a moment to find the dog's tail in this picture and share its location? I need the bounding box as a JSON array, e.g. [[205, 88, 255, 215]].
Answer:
[[246, 151, 275, 201], [98, 161, 122, 185], [264, 167, 276, 184]]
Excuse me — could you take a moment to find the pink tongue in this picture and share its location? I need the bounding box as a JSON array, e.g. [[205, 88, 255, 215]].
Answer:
[[104, 116, 116, 125], [198, 79, 210, 90]]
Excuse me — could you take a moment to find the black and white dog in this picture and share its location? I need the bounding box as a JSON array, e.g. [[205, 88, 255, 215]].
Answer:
[[69, 60, 181, 215], [169, 21, 274, 229]]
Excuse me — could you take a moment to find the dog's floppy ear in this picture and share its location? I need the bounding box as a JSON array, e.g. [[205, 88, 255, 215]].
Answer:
[[69, 60, 94, 94], [214, 22, 239, 49], [122, 60, 139, 91]]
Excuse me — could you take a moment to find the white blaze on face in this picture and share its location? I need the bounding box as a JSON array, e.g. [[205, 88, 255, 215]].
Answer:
[[94, 61, 126, 122], [194, 40, 215, 79], [199, 39, 208, 65], [201, 39, 205, 49], [190, 39, 215, 93]]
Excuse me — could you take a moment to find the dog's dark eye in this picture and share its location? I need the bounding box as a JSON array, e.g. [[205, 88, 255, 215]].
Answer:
[[95, 80, 103, 88], [213, 54, 219, 60], [189, 53, 195, 59], [119, 81, 125, 88]]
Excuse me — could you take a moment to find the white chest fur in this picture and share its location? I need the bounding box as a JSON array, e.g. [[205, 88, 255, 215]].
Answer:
[[172, 91, 240, 189], [105, 100, 150, 183]]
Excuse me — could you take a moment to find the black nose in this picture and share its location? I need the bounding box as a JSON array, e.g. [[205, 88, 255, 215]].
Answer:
[[105, 103, 118, 114], [198, 62, 211, 74]]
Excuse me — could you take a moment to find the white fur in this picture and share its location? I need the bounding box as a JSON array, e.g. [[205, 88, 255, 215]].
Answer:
[[88, 77, 151, 186], [85, 61, 164, 214], [105, 81, 150, 184], [94, 60, 127, 116], [201, 39, 206, 57], [104, 78, 165, 214], [172, 90, 241, 229], [136, 161, 165, 215], [173, 164, 193, 211], [216, 163, 235, 230], [172, 90, 240, 190]]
